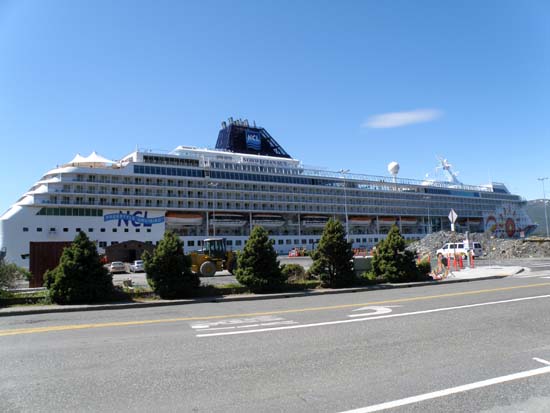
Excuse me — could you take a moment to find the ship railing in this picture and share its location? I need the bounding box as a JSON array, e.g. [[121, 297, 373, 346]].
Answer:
[[299, 168, 492, 192]]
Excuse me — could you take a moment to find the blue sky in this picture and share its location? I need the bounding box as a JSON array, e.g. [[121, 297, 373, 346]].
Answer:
[[1, 0, 549, 213]]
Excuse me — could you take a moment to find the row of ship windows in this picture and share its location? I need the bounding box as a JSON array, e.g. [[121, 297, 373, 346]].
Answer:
[[41, 197, 487, 216], [66, 171, 518, 201], [93, 237, 383, 249], [37, 207, 104, 216], [57, 181, 510, 205], [23, 227, 152, 234], [142, 155, 199, 167], [48, 192, 498, 209], [99, 237, 385, 249], [62, 174, 519, 203]]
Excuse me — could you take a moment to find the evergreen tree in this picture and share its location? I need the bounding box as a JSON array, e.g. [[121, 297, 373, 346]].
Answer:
[[143, 231, 199, 299], [235, 226, 286, 292], [370, 225, 420, 282], [309, 218, 355, 287], [44, 231, 114, 304]]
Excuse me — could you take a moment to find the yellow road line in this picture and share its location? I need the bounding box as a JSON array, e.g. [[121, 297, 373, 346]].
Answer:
[[2, 282, 550, 337]]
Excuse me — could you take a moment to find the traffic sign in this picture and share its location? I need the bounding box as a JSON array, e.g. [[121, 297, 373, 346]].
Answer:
[[448, 209, 458, 224], [449, 209, 458, 232]]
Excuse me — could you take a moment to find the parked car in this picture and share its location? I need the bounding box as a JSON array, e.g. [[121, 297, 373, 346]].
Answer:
[[109, 261, 126, 274], [129, 260, 144, 273], [436, 241, 483, 257]]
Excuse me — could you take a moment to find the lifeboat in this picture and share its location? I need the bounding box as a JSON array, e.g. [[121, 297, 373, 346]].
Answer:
[[378, 217, 418, 226], [378, 216, 398, 226], [165, 212, 203, 225], [349, 216, 372, 225], [210, 213, 247, 227], [301, 215, 329, 228], [252, 214, 285, 228], [399, 217, 418, 226]]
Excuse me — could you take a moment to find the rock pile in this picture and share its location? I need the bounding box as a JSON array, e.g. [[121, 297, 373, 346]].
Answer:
[[407, 231, 550, 259]]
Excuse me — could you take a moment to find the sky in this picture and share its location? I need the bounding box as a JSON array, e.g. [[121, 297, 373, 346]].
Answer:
[[1, 0, 549, 214]]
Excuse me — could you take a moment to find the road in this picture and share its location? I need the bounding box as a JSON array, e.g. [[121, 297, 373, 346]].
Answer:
[[113, 255, 313, 287], [2, 274, 550, 412]]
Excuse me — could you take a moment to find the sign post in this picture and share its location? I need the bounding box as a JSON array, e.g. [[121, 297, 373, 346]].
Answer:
[[448, 209, 458, 232]]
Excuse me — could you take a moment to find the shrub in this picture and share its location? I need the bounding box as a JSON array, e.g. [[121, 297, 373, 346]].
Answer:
[[281, 263, 307, 282], [143, 231, 199, 299], [0, 261, 30, 289], [368, 225, 420, 283], [309, 218, 356, 288], [362, 271, 380, 285], [44, 232, 114, 304], [417, 259, 432, 279], [235, 226, 286, 293]]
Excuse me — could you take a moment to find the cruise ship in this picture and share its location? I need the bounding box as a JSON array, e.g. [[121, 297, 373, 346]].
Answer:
[[0, 118, 536, 268]]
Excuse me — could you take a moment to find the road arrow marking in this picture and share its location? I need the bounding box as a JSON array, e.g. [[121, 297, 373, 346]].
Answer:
[[348, 306, 400, 318], [197, 294, 550, 337]]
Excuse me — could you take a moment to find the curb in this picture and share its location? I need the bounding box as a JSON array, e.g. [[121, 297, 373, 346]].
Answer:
[[0, 271, 521, 317]]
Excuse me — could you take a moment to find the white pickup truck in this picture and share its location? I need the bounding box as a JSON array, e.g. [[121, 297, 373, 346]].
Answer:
[[436, 241, 483, 257]]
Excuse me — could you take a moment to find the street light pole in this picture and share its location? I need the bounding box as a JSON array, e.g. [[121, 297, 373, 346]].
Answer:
[[339, 169, 350, 242], [538, 177, 549, 238]]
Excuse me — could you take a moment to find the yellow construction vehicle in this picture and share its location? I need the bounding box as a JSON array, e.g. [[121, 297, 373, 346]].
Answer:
[[189, 237, 236, 277]]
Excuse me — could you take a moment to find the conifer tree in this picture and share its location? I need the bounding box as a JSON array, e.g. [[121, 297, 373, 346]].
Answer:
[[370, 224, 420, 282], [309, 218, 355, 287], [44, 231, 114, 304], [235, 226, 286, 292], [143, 231, 199, 299]]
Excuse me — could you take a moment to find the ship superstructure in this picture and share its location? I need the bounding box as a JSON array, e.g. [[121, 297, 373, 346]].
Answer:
[[0, 118, 536, 267]]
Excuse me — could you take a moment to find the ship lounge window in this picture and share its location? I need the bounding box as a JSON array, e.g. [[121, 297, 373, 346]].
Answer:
[[63, 228, 68, 232], [100, 228, 105, 232], [112, 228, 117, 232], [235, 240, 241, 246], [88, 228, 94, 232], [76, 228, 81, 232], [135, 229, 140, 233], [278, 240, 284, 245], [37, 227, 43, 232], [99, 242, 107, 248], [124, 228, 129, 233], [23, 227, 29, 232], [146, 229, 151, 233]]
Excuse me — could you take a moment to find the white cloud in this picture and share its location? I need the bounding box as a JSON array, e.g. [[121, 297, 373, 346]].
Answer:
[[362, 108, 443, 129]]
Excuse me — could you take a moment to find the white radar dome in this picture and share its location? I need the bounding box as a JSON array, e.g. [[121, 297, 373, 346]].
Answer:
[[387, 161, 400, 176]]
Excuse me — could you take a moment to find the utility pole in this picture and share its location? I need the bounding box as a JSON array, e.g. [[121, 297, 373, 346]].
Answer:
[[538, 177, 549, 238]]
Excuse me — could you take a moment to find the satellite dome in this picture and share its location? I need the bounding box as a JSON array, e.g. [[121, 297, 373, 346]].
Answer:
[[387, 161, 400, 176]]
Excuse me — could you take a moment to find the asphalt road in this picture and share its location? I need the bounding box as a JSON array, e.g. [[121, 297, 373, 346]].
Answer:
[[2, 275, 550, 412]]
